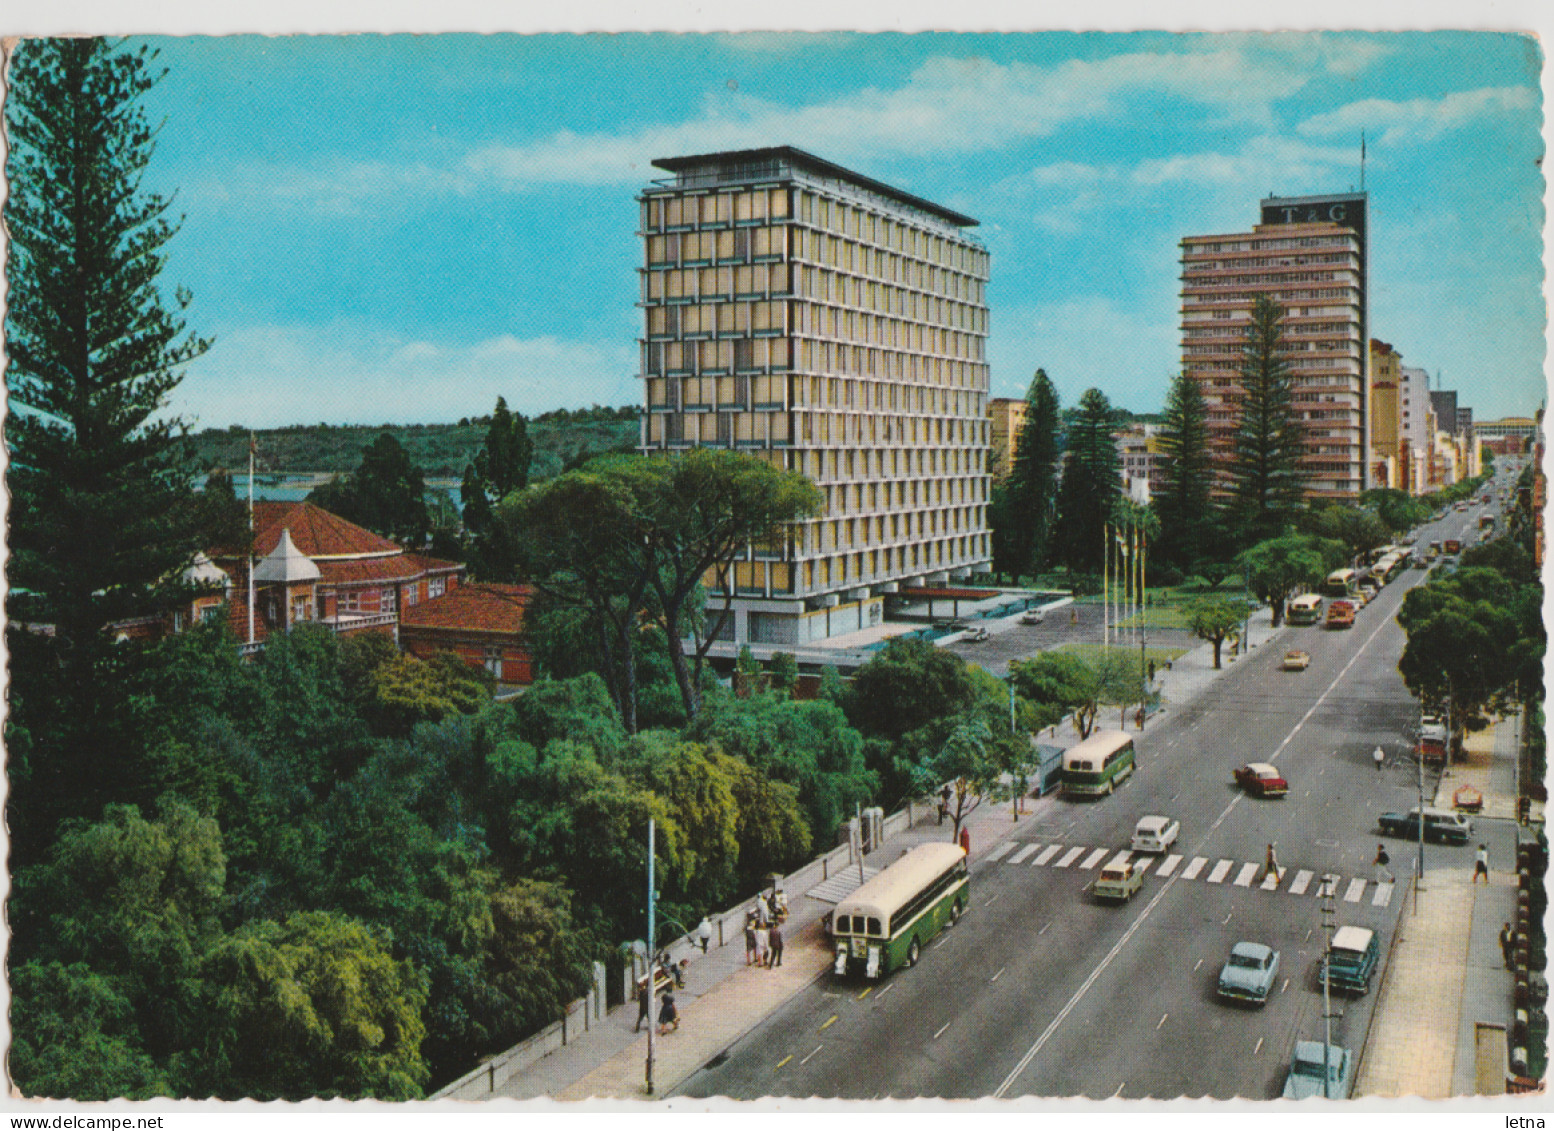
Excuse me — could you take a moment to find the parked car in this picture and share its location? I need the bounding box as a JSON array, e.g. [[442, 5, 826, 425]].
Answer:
[[961, 625, 990, 643], [1318, 925, 1380, 994], [1377, 805, 1473, 845], [1130, 815, 1180, 854], [1233, 762, 1288, 798], [1019, 609, 1046, 625], [1217, 941, 1280, 1005], [1283, 1040, 1354, 1099], [1093, 861, 1144, 902], [1282, 649, 1310, 671]]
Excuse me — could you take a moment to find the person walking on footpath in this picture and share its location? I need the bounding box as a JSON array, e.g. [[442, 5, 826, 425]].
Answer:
[[1373, 745, 1385, 772], [767, 922, 784, 968], [1373, 843, 1394, 884], [1475, 843, 1491, 883], [657, 991, 679, 1035], [1501, 923, 1517, 970], [696, 916, 713, 953], [753, 922, 769, 967], [744, 916, 757, 966], [634, 977, 651, 1033]]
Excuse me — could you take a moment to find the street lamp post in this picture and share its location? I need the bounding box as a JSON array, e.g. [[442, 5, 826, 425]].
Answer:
[[645, 818, 656, 1095]]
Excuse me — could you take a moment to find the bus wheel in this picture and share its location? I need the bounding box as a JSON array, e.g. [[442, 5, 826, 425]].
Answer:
[[949, 899, 962, 926], [907, 938, 920, 967]]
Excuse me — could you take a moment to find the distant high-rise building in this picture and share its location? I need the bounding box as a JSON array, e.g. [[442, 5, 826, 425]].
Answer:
[[638, 147, 991, 646], [1179, 191, 1369, 500], [988, 397, 1027, 481], [1430, 389, 1460, 434], [1399, 365, 1434, 494], [1369, 339, 1402, 489]]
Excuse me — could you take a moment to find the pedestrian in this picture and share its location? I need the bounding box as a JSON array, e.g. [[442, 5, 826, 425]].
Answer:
[[744, 916, 757, 966], [754, 923, 769, 967], [1501, 922, 1517, 970], [657, 991, 679, 1035], [938, 785, 951, 826], [696, 916, 713, 953], [1373, 843, 1393, 884], [1475, 843, 1490, 883], [634, 977, 651, 1032], [1263, 843, 1282, 883], [1373, 745, 1385, 772], [767, 922, 784, 968], [959, 826, 971, 855], [1147, 659, 1156, 682]]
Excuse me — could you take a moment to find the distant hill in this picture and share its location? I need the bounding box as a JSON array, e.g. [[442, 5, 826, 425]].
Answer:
[[190, 407, 639, 481]]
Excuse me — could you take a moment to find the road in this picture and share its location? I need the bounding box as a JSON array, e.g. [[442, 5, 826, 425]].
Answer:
[[677, 481, 1514, 1101]]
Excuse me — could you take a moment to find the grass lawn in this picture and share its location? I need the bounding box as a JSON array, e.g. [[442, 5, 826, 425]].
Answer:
[[1052, 642, 1190, 667]]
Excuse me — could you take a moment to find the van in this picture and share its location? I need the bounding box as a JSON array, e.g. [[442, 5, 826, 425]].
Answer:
[[1319, 925, 1380, 994]]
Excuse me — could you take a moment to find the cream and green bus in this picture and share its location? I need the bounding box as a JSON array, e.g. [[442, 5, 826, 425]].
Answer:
[[1286, 594, 1324, 625], [1061, 729, 1136, 797], [1322, 568, 1358, 598], [832, 842, 968, 979]]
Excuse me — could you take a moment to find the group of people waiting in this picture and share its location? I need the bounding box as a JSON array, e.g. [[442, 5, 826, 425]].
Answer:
[[744, 894, 786, 968]]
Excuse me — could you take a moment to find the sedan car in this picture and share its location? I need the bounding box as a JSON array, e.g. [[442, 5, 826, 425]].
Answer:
[[1217, 941, 1280, 1005], [1281, 649, 1310, 671], [960, 625, 990, 643], [1019, 609, 1046, 625], [1283, 1040, 1354, 1099], [1234, 762, 1288, 798]]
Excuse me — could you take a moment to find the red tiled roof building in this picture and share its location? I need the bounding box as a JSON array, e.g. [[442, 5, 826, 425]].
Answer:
[[400, 583, 536, 688]]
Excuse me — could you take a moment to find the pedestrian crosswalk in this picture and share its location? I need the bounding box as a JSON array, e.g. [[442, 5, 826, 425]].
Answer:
[[984, 840, 1397, 907]]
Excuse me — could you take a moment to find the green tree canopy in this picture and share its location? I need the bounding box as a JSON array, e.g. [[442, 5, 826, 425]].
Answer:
[[1154, 371, 1219, 570], [1051, 388, 1122, 573], [307, 433, 431, 548], [1187, 597, 1246, 670], [994, 369, 1062, 580], [1237, 534, 1338, 626], [461, 396, 534, 581], [1229, 296, 1305, 542]]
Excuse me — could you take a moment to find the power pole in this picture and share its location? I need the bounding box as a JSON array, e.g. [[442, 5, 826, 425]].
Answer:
[[645, 818, 656, 1095], [1321, 877, 1339, 1099]]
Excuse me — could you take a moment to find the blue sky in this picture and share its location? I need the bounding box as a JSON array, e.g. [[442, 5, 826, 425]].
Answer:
[[52, 26, 1550, 427]]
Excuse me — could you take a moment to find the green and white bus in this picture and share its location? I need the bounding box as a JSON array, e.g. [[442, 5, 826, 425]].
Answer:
[[1322, 568, 1358, 598], [1286, 594, 1324, 625], [1061, 729, 1136, 797], [832, 842, 969, 979]]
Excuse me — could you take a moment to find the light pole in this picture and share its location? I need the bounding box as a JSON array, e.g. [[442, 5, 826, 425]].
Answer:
[[645, 818, 656, 1095]]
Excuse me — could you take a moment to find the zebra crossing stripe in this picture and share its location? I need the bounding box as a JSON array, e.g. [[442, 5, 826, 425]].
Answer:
[[1206, 859, 1234, 884], [987, 841, 1017, 862], [1054, 847, 1085, 868], [1343, 878, 1367, 903], [1182, 856, 1208, 880], [1132, 857, 1154, 877], [1009, 843, 1040, 864], [1104, 850, 1132, 870], [1036, 844, 1063, 866], [1080, 848, 1109, 870], [1372, 882, 1394, 907], [1290, 869, 1314, 895], [1232, 863, 1259, 888], [1156, 854, 1183, 878], [1260, 869, 1283, 891]]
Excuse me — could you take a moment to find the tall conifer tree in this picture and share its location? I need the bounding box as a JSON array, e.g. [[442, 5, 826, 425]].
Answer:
[[1051, 388, 1122, 574], [1230, 295, 1306, 542], [1154, 371, 1216, 569], [1000, 368, 1062, 580], [460, 396, 533, 580]]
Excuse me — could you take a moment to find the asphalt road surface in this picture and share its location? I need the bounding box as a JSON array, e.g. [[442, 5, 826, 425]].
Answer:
[[677, 488, 1512, 1101]]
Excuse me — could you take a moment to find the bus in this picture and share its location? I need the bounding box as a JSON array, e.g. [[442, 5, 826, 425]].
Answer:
[[1323, 569, 1358, 598], [1373, 554, 1404, 584], [1287, 594, 1324, 625], [831, 842, 968, 979], [1062, 730, 1136, 797]]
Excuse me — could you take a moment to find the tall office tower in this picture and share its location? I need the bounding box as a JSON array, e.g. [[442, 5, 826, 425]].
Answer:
[[638, 147, 992, 646], [1431, 389, 1460, 434], [1179, 192, 1369, 500], [1400, 365, 1434, 494], [988, 396, 1028, 481], [1369, 339, 1402, 489]]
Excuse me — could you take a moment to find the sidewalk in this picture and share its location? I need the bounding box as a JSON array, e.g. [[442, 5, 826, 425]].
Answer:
[[1356, 715, 1536, 1098]]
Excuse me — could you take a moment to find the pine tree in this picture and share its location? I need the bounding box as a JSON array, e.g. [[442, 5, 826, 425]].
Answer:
[[1000, 369, 1062, 580], [1154, 371, 1216, 569], [1051, 388, 1122, 574], [460, 396, 533, 580], [5, 38, 213, 856], [1230, 295, 1306, 542]]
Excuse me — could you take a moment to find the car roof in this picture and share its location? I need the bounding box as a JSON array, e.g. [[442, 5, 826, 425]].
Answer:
[[1332, 925, 1374, 951], [1245, 762, 1280, 776], [1231, 941, 1273, 960], [1135, 815, 1173, 830]]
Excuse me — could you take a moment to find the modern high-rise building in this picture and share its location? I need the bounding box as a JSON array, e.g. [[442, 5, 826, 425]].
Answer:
[[1179, 192, 1369, 500], [988, 396, 1027, 481], [637, 147, 992, 646], [1369, 339, 1402, 489], [1399, 365, 1434, 494]]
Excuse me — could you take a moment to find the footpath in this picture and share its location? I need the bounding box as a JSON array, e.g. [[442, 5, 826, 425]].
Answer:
[[468, 605, 1543, 1103]]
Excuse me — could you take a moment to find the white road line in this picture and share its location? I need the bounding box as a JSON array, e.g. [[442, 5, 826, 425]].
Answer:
[[1255, 1037, 1265, 1056], [1105, 849, 1132, 870], [986, 841, 1017, 862], [1054, 847, 1085, 869], [1009, 843, 1040, 864], [800, 1045, 823, 1065], [877, 983, 894, 997], [1344, 878, 1367, 903], [1079, 848, 1109, 870], [1290, 869, 1314, 895], [1260, 869, 1283, 891], [1133, 857, 1154, 877], [1156, 854, 1183, 878], [991, 967, 1005, 983], [1232, 862, 1259, 887], [1157, 1013, 1168, 1029], [1372, 882, 1395, 907], [934, 1020, 951, 1040], [1193, 958, 1204, 971], [1036, 844, 1063, 865], [1206, 859, 1234, 884], [983, 893, 1001, 909], [1182, 856, 1208, 880]]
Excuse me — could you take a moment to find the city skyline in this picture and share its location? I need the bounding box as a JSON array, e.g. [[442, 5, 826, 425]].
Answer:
[[26, 29, 1545, 430]]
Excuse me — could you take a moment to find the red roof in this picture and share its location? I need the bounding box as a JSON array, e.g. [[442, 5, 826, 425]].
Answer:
[[227, 501, 403, 560], [400, 584, 532, 636]]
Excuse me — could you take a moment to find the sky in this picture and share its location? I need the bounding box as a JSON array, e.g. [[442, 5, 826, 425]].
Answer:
[[8, 10, 1548, 431]]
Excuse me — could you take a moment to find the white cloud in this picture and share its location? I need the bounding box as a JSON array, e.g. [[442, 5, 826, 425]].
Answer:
[[175, 322, 638, 429], [187, 159, 475, 216], [1297, 86, 1538, 145]]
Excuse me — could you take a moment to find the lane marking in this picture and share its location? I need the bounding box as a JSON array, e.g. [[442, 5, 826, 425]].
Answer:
[[1182, 857, 1208, 880], [1344, 878, 1367, 903], [1194, 958, 1204, 971], [1232, 862, 1259, 887], [934, 1020, 952, 1040], [1254, 1037, 1264, 1057], [983, 893, 1002, 909], [1372, 882, 1395, 907], [1105, 849, 1133, 869], [1280, 977, 1290, 995], [1054, 847, 1085, 869], [820, 1015, 838, 1031], [1036, 845, 1063, 865], [857, 987, 871, 1001], [1038, 922, 1050, 936], [877, 983, 894, 997], [1157, 854, 1183, 878], [1207, 859, 1233, 884], [1080, 848, 1109, 870], [776, 1054, 793, 1069], [1223, 912, 1233, 926], [800, 1045, 823, 1066], [991, 967, 1005, 983], [1260, 869, 1283, 891], [1010, 843, 1041, 864], [987, 841, 1017, 862], [1133, 857, 1154, 877], [1290, 870, 1314, 896]]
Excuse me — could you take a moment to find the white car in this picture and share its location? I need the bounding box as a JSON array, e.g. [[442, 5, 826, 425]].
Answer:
[[1019, 609, 1046, 625], [1131, 815, 1180, 855]]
